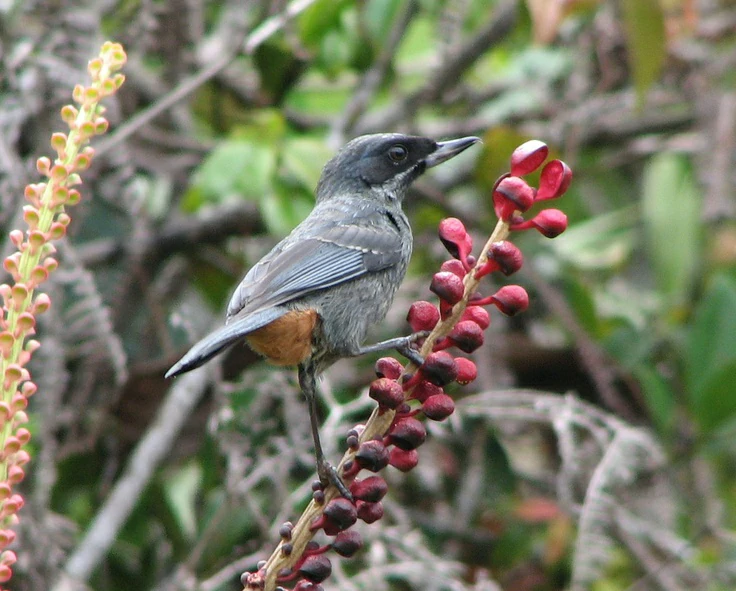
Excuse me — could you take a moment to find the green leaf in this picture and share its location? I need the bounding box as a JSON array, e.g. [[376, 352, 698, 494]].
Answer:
[[689, 360, 736, 434], [687, 274, 736, 399], [633, 365, 676, 436], [298, 0, 350, 47], [260, 183, 314, 236], [548, 206, 637, 270], [621, 0, 666, 107], [183, 139, 277, 211], [563, 276, 599, 337], [253, 41, 306, 102], [281, 137, 334, 190], [641, 153, 702, 307], [364, 0, 402, 44], [162, 463, 202, 541]]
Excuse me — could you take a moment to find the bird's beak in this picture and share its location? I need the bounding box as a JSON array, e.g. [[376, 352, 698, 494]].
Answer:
[[425, 136, 481, 168]]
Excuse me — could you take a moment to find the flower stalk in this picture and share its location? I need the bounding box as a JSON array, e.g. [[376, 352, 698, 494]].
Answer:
[[0, 41, 126, 584]]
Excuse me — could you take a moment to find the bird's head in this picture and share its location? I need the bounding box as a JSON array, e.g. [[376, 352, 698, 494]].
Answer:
[[315, 133, 480, 205]]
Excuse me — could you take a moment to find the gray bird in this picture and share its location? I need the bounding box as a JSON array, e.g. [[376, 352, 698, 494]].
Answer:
[[166, 133, 479, 492]]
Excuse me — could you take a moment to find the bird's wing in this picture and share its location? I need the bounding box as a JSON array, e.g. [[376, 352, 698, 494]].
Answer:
[[226, 215, 404, 321]]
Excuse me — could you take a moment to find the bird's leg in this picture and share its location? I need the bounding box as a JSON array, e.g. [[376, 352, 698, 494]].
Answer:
[[355, 331, 429, 366], [297, 363, 353, 500]]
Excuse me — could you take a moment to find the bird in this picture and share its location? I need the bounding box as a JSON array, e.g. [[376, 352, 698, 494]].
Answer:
[[166, 133, 480, 493]]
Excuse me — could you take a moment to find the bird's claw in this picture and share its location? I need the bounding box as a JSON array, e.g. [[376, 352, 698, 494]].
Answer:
[[318, 459, 354, 502]]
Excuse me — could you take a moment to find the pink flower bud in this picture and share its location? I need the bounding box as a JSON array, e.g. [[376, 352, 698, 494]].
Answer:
[[430, 272, 465, 306], [420, 351, 459, 386], [510, 140, 549, 176], [389, 447, 419, 472], [536, 160, 572, 200], [13, 450, 30, 466], [15, 428, 30, 445], [369, 378, 404, 411], [455, 358, 478, 385], [7, 466, 24, 485], [407, 301, 440, 332], [32, 293, 51, 315], [2, 494, 24, 517], [490, 285, 529, 316], [493, 176, 535, 221], [3, 437, 21, 456], [422, 394, 455, 421], [0, 530, 15, 549], [1, 551, 17, 567], [0, 564, 11, 582]]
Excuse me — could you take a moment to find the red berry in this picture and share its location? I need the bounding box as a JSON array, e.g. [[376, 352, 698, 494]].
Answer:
[[438, 218, 473, 263], [299, 555, 332, 583], [375, 357, 403, 380], [388, 417, 427, 451], [407, 301, 440, 332], [440, 259, 467, 277], [536, 159, 572, 200], [493, 176, 535, 221], [420, 351, 459, 386], [356, 500, 384, 524], [349, 476, 388, 503], [461, 306, 490, 330], [322, 498, 357, 532], [448, 320, 484, 353], [488, 240, 523, 276], [389, 447, 419, 472], [354, 440, 390, 472], [422, 394, 455, 421], [410, 380, 443, 403], [490, 285, 529, 316], [332, 530, 363, 557], [430, 272, 465, 306], [369, 378, 404, 410], [455, 357, 478, 385], [510, 140, 549, 176], [531, 209, 568, 238]]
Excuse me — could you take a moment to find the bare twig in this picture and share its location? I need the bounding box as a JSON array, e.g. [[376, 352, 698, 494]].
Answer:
[[94, 0, 319, 158], [56, 368, 214, 587]]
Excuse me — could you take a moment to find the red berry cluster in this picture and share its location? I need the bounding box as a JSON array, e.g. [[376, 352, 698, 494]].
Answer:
[[495, 140, 571, 236], [241, 140, 571, 591]]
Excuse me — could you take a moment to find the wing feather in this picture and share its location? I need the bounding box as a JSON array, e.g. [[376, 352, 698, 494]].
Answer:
[[227, 217, 404, 320]]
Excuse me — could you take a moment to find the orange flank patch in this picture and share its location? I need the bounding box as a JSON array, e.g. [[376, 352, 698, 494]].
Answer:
[[246, 309, 317, 366]]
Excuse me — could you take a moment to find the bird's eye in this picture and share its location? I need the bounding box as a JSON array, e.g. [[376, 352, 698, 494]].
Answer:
[[388, 145, 408, 163]]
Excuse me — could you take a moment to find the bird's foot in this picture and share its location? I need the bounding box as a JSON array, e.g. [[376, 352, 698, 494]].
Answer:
[[317, 459, 354, 502]]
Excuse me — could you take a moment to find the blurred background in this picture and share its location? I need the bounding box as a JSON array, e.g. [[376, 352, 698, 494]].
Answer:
[[1, 0, 736, 589]]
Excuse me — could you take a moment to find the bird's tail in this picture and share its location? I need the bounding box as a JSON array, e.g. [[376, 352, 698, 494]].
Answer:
[[165, 307, 288, 378]]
